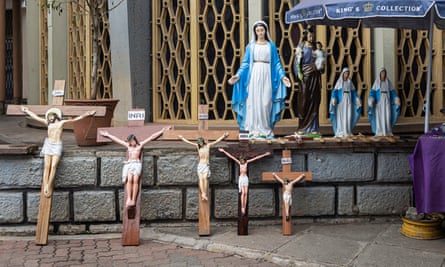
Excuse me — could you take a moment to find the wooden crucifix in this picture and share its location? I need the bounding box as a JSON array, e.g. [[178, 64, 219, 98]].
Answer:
[[179, 131, 228, 236], [217, 144, 271, 235], [262, 149, 312, 235], [164, 104, 235, 236], [97, 109, 171, 246], [7, 105, 102, 245]]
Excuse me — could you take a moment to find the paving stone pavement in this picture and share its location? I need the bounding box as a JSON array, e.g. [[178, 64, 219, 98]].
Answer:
[[0, 236, 278, 267], [1, 222, 444, 267]]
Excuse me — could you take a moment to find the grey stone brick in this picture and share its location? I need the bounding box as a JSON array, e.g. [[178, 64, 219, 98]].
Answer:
[[214, 189, 238, 218], [208, 157, 231, 185], [357, 185, 412, 215], [377, 153, 412, 182], [27, 191, 70, 222], [119, 189, 182, 221], [56, 157, 97, 187], [157, 154, 229, 185], [58, 224, 87, 234], [308, 152, 374, 182], [185, 188, 199, 220], [0, 225, 38, 236], [100, 155, 154, 186], [338, 186, 355, 216], [293, 187, 335, 216], [0, 192, 23, 223], [88, 223, 122, 234], [0, 157, 42, 188], [73, 191, 116, 222], [249, 188, 275, 217], [157, 155, 196, 185], [139, 189, 182, 220]]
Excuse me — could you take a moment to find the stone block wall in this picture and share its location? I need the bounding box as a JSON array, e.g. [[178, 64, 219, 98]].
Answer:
[[0, 145, 414, 234]]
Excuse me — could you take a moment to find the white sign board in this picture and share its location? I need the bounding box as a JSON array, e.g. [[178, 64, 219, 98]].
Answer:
[[128, 110, 145, 121], [281, 157, 292, 165], [52, 90, 64, 97], [198, 113, 209, 120]]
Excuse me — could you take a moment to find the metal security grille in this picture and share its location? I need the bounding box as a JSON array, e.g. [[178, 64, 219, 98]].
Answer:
[[5, 10, 13, 101], [5, 38, 13, 101], [396, 28, 444, 123], [198, 1, 245, 121], [152, 0, 245, 124], [67, 0, 113, 100]]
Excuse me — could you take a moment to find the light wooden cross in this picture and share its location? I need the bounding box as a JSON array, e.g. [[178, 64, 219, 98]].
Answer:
[[6, 81, 106, 246], [97, 109, 171, 246], [262, 149, 312, 235], [165, 104, 236, 236], [7, 80, 106, 118], [162, 104, 239, 140]]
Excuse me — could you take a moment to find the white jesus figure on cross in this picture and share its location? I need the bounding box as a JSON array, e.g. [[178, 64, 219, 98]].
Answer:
[[179, 132, 228, 201], [218, 148, 271, 215], [100, 127, 170, 207], [21, 106, 96, 198], [272, 172, 305, 221]]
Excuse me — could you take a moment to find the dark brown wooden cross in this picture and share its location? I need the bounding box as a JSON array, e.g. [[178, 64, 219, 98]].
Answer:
[[217, 144, 271, 235], [97, 109, 171, 246], [262, 149, 312, 235]]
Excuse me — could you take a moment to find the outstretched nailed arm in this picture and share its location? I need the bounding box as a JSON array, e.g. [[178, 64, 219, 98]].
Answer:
[[246, 151, 271, 164], [178, 135, 198, 147], [208, 132, 229, 146], [67, 110, 96, 123], [99, 130, 128, 147], [272, 172, 284, 185], [218, 148, 240, 165], [289, 174, 305, 185], [140, 126, 171, 146], [21, 106, 47, 124]]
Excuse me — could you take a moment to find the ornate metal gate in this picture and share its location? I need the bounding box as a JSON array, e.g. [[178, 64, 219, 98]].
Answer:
[[67, 0, 113, 100], [152, 0, 245, 124], [155, 0, 445, 127], [396, 28, 444, 123]]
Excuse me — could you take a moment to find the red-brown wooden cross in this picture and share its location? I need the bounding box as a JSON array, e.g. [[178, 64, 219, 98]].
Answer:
[[97, 109, 171, 245]]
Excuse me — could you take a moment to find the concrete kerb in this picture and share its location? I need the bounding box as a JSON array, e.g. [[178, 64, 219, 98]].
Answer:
[[140, 227, 211, 250], [141, 227, 293, 266]]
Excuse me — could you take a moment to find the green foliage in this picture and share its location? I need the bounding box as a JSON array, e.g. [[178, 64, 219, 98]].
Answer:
[[45, 0, 63, 15]]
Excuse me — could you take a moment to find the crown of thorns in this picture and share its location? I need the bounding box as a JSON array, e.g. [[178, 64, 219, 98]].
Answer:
[[45, 108, 62, 120]]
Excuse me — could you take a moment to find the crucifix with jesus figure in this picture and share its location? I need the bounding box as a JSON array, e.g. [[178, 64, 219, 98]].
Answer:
[[165, 104, 237, 236], [262, 149, 312, 235], [217, 144, 271, 235], [6, 81, 105, 246], [97, 109, 171, 246]]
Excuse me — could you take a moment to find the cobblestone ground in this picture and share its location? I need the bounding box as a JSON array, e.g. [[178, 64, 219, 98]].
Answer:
[[0, 238, 277, 267]]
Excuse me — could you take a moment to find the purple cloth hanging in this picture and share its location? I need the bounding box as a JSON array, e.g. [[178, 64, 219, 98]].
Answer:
[[409, 135, 445, 213]]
